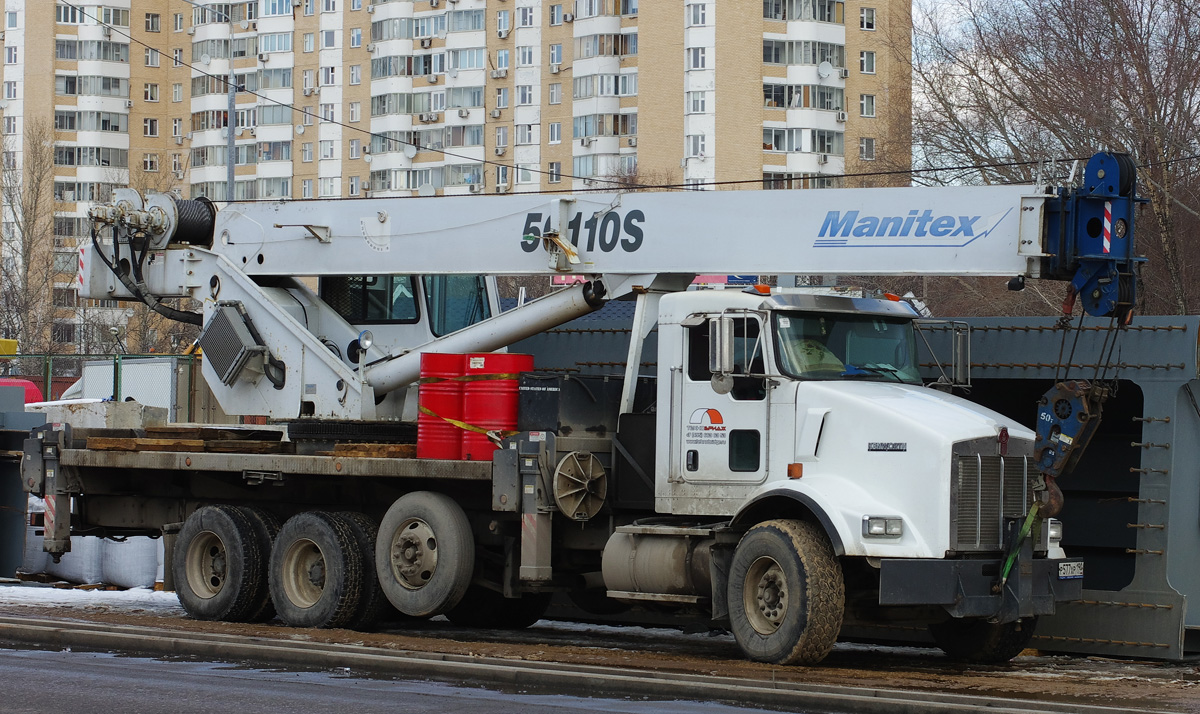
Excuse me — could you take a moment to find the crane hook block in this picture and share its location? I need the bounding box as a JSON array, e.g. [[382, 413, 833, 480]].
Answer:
[[1033, 379, 1108, 480]]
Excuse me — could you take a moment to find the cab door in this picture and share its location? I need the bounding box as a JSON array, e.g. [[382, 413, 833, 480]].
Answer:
[[672, 314, 770, 484]]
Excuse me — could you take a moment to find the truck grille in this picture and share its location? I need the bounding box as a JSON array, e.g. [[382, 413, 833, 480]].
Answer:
[[951, 454, 1034, 552]]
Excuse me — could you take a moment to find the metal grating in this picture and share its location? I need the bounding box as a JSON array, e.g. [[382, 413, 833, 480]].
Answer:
[[197, 306, 263, 386], [952, 454, 1033, 552]]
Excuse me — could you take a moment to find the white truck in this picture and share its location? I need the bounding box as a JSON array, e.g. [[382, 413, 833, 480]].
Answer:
[[22, 152, 1139, 664]]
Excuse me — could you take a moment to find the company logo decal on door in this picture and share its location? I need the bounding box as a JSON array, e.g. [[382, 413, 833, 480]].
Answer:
[[686, 408, 727, 445]]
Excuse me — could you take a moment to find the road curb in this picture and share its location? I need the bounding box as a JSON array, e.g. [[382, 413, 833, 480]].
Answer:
[[0, 616, 1164, 714]]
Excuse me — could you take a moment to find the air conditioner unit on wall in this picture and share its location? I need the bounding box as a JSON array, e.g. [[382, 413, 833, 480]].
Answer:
[[187, 27, 195, 35], [835, 111, 847, 122], [497, 28, 510, 39], [564, 13, 574, 22], [627, 136, 636, 147], [818, 154, 829, 164], [549, 64, 561, 74], [420, 38, 432, 48], [366, 4, 375, 12], [491, 68, 508, 79], [426, 74, 438, 83], [490, 108, 501, 118], [839, 68, 849, 78], [494, 146, 506, 156], [457, 108, 469, 118], [468, 183, 483, 193]]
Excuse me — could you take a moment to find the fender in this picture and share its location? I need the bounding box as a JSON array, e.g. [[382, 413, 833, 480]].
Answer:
[[730, 488, 845, 556]]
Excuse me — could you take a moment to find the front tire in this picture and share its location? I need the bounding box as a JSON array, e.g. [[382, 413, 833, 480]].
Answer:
[[375, 492, 475, 617], [269, 511, 363, 629], [173, 505, 264, 622], [930, 617, 1038, 663], [727, 519, 843, 665]]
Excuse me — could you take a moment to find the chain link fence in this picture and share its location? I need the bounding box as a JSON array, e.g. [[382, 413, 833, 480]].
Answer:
[[1, 354, 198, 421]]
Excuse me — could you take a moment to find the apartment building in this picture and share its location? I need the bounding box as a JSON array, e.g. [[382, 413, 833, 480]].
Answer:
[[2, 0, 910, 349]]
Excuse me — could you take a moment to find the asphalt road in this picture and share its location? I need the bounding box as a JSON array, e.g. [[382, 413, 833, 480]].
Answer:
[[0, 645, 784, 714]]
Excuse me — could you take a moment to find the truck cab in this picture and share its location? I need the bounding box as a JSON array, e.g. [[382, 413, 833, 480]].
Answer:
[[603, 290, 1081, 663]]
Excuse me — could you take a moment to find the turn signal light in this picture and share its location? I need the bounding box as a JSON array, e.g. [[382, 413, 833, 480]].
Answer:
[[787, 463, 803, 479]]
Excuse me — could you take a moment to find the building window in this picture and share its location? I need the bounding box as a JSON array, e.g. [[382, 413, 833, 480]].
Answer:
[[496, 165, 510, 186], [495, 125, 508, 148], [172, 118, 182, 136], [517, 85, 533, 105], [351, 28, 362, 48], [323, 0, 338, 12], [860, 51, 875, 74], [145, 13, 161, 32], [172, 153, 183, 171], [517, 46, 534, 67], [302, 143, 313, 161], [320, 140, 335, 159], [349, 139, 361, 158], [2, 82, 14, 100], [518, 7, 535, 26], [517, 164, 536, 184], [350, 65, 362, 85], [686, 134, 706, 157], [302, 179, 313, 198], [173, 49, 183, 67], [145, 48, 160, 67], [3, 116, 16, 135], [52, 323, 76, 344], [860, 94, 875, 117], [548, 161, 562, 183], [6, 11, 17, 28], [143, 153, 159, 172], [860, 7, 876, 30], [549, 4, 563, 25], [319, 177, 338, 196], [321, 67, 337, 85], [321, 30, 336, 49], [304, 0, 315, 15], [320, 103, 335, 121], [144, 83, 159, 101], [4, 47, 16, 64], [859, 137, 876, 160], [174, 13, 184, 31], [549, 43, 562, 64], [144, 118, 159, 137], [497, 11, 510, 33], [304, 33, 315, 53], [302, 106, 314, 125], [349, 176, 360, 194], [549, 83, 562, 105], [516, 124, 535, 145], [687, 90, 706, 113], [351, 0, 362, 9], [687, 47, 706, 70], [496, 87, 509, 109], [303, 70, 315, 89], [687, 3, 706, 26], [549, 122, 561, 144], [349, 102, 361, 122]]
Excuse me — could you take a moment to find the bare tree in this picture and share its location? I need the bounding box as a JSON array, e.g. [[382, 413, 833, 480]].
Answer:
[[904, 0, 1200, 315], [0, 119, 63, 355]]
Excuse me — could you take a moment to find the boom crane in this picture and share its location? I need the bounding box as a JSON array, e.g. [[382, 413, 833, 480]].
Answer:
[[25, 151, 1141, 667]]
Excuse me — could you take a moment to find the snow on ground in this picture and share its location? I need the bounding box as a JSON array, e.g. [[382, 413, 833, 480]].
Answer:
[[0, 583, 184, 616]]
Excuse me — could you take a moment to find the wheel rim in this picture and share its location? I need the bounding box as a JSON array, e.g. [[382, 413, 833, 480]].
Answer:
[[280, 538, 326, 609], [390, 517, 438, 590], [185, 530, 227, 600], [744, 555, 789, 635]]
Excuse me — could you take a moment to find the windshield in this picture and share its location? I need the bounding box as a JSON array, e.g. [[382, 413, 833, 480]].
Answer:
[[773, 311, 921, 383]]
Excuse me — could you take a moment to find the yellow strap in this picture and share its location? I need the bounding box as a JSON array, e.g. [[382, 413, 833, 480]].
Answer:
[[418, 405, 521, 444], [418, 372, 524, 385]]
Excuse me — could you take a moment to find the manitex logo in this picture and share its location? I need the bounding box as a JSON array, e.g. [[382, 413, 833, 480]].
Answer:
[[813, 207, 1014, 249]]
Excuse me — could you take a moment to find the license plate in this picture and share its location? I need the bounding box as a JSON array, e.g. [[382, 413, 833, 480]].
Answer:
[[1058, 561, 1084, 580]]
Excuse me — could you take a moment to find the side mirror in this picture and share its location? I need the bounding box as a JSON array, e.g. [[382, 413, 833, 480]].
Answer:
[[709, 317, 734, 394]]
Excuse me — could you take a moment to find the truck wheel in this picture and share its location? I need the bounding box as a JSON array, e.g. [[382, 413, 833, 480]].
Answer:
[[446, 586, 552, 629], [173, 505, 264, 622], [336, 511, 389, 630], [930, 617, 1038, 663], [727, 519, 844, 665], [268, 511, 363, 629], [239, 506, 280, 623], [375, 492, 475, 618]]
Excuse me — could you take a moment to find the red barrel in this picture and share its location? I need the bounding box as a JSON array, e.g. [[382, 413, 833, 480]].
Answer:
[[417, 352, 467, 460], [461, 353, 534, 461]]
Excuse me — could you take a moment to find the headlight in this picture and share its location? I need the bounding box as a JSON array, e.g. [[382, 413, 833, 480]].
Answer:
[[1048, 518, 1063, 544], [863, 516, 903, 538]]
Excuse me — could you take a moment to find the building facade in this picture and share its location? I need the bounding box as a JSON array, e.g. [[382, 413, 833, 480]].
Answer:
[[1, 0, 911, 350]]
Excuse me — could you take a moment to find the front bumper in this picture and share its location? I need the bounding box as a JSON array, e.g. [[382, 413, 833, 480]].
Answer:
[[878, 556, 1083, 622]]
